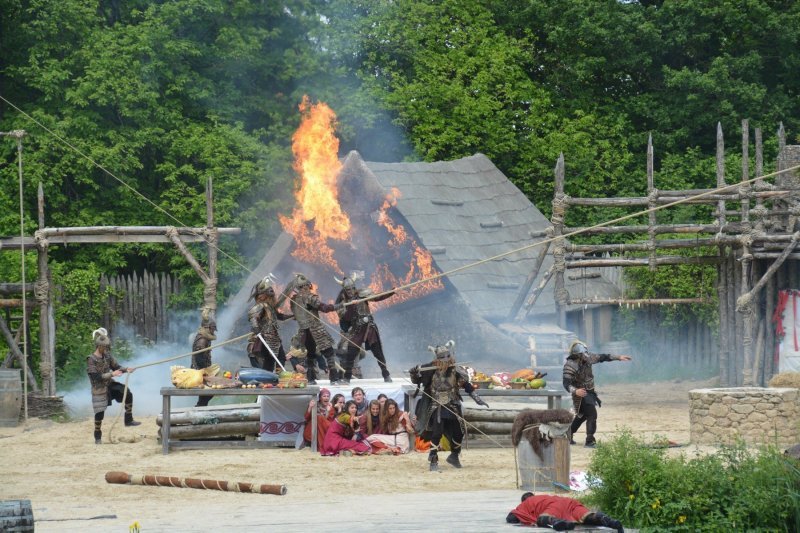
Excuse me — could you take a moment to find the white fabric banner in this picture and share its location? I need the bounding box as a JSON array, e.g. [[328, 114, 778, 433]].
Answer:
[[258, 395, 309, 444], [777, 290, 800, 373]]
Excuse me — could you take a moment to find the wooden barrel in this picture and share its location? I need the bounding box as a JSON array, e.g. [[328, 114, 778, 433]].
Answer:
[[516, 436, 570, 493], [0, 370, 22, 427], [0, 499, 34, 532]]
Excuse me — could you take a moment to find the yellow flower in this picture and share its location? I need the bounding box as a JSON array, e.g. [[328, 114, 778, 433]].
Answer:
[[130, 521, 141, 533], [629, 494, 635, 500], [651, 498, 661, 510], [678, 515, 687, 524]]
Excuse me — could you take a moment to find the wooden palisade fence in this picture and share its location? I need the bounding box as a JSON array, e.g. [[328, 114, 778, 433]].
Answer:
[[514, 120, 800, 386]]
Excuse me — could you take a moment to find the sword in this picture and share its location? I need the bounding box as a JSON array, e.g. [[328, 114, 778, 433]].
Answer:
[[257, 333, 286, 372], [407, 361, 471, 372]]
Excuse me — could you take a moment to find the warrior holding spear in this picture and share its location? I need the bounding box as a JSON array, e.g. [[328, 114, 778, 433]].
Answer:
[[247, 274, 293, 372], [334, 271, 395, 384]]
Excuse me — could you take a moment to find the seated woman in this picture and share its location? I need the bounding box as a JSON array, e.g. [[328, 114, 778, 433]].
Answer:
[[303, 388, 333, 448], [331, 393, 346, 416], [366, 399, 414, 455], [320, 400, 371, 456], [359, 399, 383, 438]]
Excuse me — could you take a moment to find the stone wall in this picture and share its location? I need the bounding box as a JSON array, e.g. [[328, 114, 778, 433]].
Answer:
[[689, 387, 799, 446]]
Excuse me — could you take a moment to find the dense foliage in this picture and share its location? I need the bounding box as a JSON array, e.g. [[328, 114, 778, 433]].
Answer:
[[1, 0, 799, 383], [584, 431, 800, 531]]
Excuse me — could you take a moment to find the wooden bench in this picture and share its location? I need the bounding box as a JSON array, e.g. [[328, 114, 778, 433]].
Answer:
[[159, 386, 318, 455]]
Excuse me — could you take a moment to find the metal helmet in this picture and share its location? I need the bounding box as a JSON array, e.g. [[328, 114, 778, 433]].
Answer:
[[92, 327, 111, 348], [293, 273, 311, 290], [569, 340, 588, 356], [428, 339, 455, 360], [251, 273, 277, 299]]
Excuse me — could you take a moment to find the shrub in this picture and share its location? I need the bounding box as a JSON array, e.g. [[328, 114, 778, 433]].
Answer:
[[582, 430, 800, 531]]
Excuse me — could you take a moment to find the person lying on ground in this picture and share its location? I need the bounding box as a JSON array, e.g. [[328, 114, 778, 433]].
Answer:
[[505, 491, 624, 532]]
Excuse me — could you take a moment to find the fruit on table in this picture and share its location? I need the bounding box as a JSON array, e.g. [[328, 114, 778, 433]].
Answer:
[[223, 371, 232, 379], [529, 378, 546, 389], [511, 368, 535, 380]]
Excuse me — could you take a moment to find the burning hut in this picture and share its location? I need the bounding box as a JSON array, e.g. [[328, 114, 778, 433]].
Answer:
[[221, 98, 619, 374]]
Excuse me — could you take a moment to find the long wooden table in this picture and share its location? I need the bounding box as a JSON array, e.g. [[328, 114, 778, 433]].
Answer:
[[404, 387, 565, 410], [160, 386, 318, 455]]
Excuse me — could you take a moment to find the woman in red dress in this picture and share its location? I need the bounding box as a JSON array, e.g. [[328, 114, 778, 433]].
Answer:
[[303, 388, 333, 447], [320, 400, 371, 456]]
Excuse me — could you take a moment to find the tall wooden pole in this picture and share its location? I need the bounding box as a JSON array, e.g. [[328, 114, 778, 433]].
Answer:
[[552, 154, 568, 329], [647, 134, 657, 271], [205, 177, 218, 321], [36, 183, 55, 395], [740, 120, 755, 385]]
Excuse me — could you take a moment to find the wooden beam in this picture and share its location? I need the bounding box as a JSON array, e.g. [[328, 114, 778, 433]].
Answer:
[[166, 228, 210, 284], [564, 223, 748, 236], [507, 238, 551, 321], [568, 298, 710, 305], [0, 314, 38, 391], [565, 256, 719, 268]]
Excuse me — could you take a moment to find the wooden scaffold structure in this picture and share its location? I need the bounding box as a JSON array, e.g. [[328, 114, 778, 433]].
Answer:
[[0, 129, 240, 402], [513, 120, 800, 387]]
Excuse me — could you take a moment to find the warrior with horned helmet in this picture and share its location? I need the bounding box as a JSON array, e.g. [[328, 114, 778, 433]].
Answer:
[[86, 327, 139, 444], [334, 271, 395, 384], [247, 274, 294, 372], [288, 273, 343, 385], [409, 340, 488, 472]]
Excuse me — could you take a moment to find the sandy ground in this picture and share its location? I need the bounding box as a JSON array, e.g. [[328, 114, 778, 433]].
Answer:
[[0, 378, 715, 531]]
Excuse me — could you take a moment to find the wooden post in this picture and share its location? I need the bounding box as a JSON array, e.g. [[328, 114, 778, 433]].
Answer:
[[765, 270, 776, 382], [647, 134, 657, 271], [508, 236, 551, 321], [755, 127, 764, 211], [0, 314, 38, 391], [206, 177, 218, 321], [35, 183, 54, 395], [716, 123, 727, 228], [731, 253, 742, 385], [552, 154, 568, 329], [739, 120, 755, 385], [741, 119, 750, 223], [717, 248, 729, 386]]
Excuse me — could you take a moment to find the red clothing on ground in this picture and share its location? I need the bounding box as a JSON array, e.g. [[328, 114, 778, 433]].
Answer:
[[304, 404, 333, 445], [320, 414, 370, 456], [510, 495, 590, 525]]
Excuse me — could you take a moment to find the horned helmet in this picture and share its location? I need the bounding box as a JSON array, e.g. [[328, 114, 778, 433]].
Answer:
[[251, 273, 278, 300], [569, 340, 588, 357], [92, 327, 111, 349], [428, 339, 456, 360], [334, 270, 364, 297], [293, 273, 312, 292]]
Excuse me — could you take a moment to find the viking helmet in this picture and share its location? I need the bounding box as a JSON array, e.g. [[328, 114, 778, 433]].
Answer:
[[334, 271, 363, 292], [428, 340, 455, 360], [293, 273, 311, 290], [92, 327, 111, 348], [251, 273, 278, 299], [569, 340, 588, 356]]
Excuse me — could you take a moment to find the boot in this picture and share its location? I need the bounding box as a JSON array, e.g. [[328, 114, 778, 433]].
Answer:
[[383, 374, 393, 383], [94, 419, 102, 444], [584, 512, 623, 533], [124, 412, 141, 427], [446, 452, 462, 468], [428, 449, 439, 472], [536, 515, 576, 531], [328, 367, 339, 386]]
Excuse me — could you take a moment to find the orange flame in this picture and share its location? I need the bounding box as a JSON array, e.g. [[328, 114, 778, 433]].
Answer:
[[281, 96, 444, 310], [279, 96, 350, 272]]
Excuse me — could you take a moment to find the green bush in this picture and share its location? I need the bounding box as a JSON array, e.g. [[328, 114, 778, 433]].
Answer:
[[582, 430, 800, 531]]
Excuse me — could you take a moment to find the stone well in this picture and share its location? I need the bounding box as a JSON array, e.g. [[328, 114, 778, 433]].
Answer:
[[689, 387, 799, 447]]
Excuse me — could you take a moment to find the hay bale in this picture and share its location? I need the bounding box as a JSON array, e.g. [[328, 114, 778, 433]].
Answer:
[[768, 372, 800, 389]]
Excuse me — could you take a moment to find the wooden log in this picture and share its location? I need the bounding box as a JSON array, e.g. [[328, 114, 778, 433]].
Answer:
[[728, 253, 739, 385], [565, 223, 747, 236], [166, 228, 210, 283], [564, 191, 788, 206], [508, 238, 551, 321], [568, 297, 709, 306], [462, 408, 520, 423], [566, 256, 719, 268], [716, 122, 727, 228], [717, 249, 729, 386], [647, 134, 657, 271], [552, 153, 567, 329], [162, 420, 260, 440], [156, 407, 261, 427], [765, 269, 776, 381], [752, 317, 765, 386], [0, 315, 38, 391], [0, 300, 36, 308], [0, 284, 33, 295], [741, 119, 750, 223], [524, 265, 554, 315], [105, 471, 286, 495], [467, 421, 514, 436]]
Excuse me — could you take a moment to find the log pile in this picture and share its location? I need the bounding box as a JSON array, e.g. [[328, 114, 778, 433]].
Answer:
[[158, 404, 528, 442]]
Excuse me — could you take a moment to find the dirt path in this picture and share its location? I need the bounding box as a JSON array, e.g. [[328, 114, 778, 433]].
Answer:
[[0, 378, 710, 531]]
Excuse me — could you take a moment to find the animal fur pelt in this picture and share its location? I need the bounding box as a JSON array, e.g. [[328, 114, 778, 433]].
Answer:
[[511, 409, 574, 460]]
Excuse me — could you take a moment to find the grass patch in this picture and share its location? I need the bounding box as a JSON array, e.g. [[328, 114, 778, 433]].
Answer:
[[582, 430, 800, 531]]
